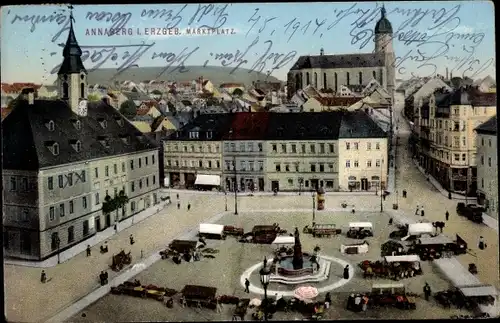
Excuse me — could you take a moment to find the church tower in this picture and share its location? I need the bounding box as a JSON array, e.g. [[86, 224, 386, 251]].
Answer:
[[57, 6, 88, 116], [374, 5, 395, 97]]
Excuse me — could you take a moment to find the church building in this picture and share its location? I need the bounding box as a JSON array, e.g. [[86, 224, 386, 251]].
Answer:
[[287, 6, 395, 100]]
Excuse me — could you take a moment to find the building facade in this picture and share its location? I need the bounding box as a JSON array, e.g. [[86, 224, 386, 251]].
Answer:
[[475, 117, 498, 219], [164, 114, 231, 188], [287, 7, 395, 99], [416, 88, 496, 192], [2, 18, 160, 260]]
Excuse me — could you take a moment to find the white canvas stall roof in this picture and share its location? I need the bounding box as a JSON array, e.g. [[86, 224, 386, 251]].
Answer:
[[408, 223, 433, 235], [199, 223, 224, 235], [272, 236, 295, 245], [458, 285, 498, 297], [385, 255, 421, 263], [434, 258, 481, 287], [372, 283, 405, 289], [419, 235, 454, 245], [349, 222, 373, 228], [195, 174, 221, 186]]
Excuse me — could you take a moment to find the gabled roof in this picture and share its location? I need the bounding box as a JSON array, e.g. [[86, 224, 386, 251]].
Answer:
[[2, 99, 158, 170], [222, 113, 270, 140], [167, 114, 233, 141], [475, 116, 497, 135], [339, 110, 387, 138], [290, 53, 385, 70], [314, 96, 361, 107]]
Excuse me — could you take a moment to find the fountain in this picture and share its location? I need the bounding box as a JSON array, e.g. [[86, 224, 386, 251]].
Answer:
[[269, 227, 332, 284]]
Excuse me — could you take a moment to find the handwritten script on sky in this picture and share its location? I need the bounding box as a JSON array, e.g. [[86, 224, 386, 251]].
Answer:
[[5, 2, 496, 82]]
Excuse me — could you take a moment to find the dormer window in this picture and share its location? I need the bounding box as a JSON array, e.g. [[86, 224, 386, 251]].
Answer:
[[189, 131, 199, 139], [46, 120, 55, 132], [69, 140, 82, 152], [98, 118, 107, 129], [115, 116, 124, 127], [97, 136, 110, 148], [119, 134, 130, 144], [277, 127, 284, 137], [298, 126, 306, 136], [206, 131, 213, 139], [45, 141, 59, 156], [71, 119, 81, 130], [135, 133, 144, 141]]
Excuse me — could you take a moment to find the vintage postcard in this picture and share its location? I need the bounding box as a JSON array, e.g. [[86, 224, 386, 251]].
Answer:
[[2, 2, 498, 322]]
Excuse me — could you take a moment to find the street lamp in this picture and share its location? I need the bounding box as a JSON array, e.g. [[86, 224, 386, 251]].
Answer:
[[55, 234, 61, 264], [225, 191, 228, 211], [311, 190, 316, 225], [259, 260, 271, 321], [229, 129, 238, 215], [380, 159, 384, 212]]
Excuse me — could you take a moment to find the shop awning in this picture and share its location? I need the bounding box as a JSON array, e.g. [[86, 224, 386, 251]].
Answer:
[[272, 236, 295, 245], [195, 174, 221, 186], [385, 255, 421, 263], [458, 285, 498, 297], [408, 223, 433, 235]]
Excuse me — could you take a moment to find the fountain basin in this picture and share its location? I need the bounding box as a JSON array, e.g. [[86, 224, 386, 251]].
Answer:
[[277, 253, 314, 277], [270, 258, 331, 285]]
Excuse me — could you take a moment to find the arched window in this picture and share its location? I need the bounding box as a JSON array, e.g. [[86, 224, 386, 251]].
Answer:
[[346, 72, 350, 86], [380, 72, 383, 86], [299, 73, 303, 88], [295, 74, 300, 91], [63, 82, 69, 99], [334, 73, 338, 92], [80, 83, 85, 98], [314, 72, 318, 88], [67, 226, 74, 242], [323, 73, 327, 89], [306, 72, 310, 85], [372, 71, 376, 80], [359, 71, 363, 85]]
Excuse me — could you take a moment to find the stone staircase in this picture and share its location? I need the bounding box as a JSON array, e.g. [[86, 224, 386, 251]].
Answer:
[[269, 258, 331, 285]]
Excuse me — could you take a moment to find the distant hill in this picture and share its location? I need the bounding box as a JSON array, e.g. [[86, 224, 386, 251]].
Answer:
[[85, 66, 282, 87]]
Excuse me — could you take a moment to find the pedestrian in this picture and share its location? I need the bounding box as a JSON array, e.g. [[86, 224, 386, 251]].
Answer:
[[244, 278, 250, 293], [176, 193, 179, 200], [99, 271, 104, 285], [448, 191, 452, 200], [104, 270, 108, 284], [478, 236, 486, 250], [343, 265, 350, 279], [129, 234, 135, 245], [388, 218, 393, 225], [351, 206, 355, 214], [403, 190, 407, 198], [187, 203, 191, 211], [445, 211, 449, 221], [177, 202, 180, 209], [382, 192, 386, 201], [421, 206, 425, 217], [415, 205, 420, 215], [141, 249, 144, 259], [423, 283, 431, 301], [114, 223, 117, 232], [41, 270, 47, 283], [86, 244, 91, 257]]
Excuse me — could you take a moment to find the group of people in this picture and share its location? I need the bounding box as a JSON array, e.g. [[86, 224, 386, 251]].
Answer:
[[99, 270, 109, 286], [176, 193, 191, 211], [346, 293, 369, 312]]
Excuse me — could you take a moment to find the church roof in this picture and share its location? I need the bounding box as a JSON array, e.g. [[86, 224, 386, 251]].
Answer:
[[2, 99, 158, 170], [290, 53, 385, 71], [58, 16, 86, 75], [475, 116, 497, 135], [375, 6, 393, 34]]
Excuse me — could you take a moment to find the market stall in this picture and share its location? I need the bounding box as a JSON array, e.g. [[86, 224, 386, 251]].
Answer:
[[199, 223, 226, 240], [341, 240, 369, 254], [180, 285, 217, 310], [347, 222, 374, 239]]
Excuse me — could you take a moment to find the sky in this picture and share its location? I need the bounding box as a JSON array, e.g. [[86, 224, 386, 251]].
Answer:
[[1, 1, 496, 84]]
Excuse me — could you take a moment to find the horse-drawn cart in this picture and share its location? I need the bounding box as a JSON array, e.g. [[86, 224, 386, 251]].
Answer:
[[346, 222, 373, 239], [341, 240, 369, 254], [223, 225, 244, 237], [303, 224, 341, 238], [110, 250, 132, 271], [370, 283, 416, 310], [180, 285, 217, 310]]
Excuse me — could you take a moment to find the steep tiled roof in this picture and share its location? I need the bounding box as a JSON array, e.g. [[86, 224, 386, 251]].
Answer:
[[315, 96, 361, 107], [167, 114, 233, 141], [339, 110, 387, 138], [1, 83, 41, 93], [222, 113, 270, 140], [475, 116, 497, 135], [265, 112, 342, 140], [290, 53, 385, 70], [2, 99, 158, 170]]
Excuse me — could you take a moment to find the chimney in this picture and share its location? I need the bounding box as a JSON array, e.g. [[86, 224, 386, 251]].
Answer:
[[320, 48, 324, 56], [446, 68, 449, 80], [28, 92, 34, 105]]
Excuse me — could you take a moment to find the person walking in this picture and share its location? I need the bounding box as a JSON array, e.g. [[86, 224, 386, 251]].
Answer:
[[41, 270, 47, 283], [421, 206, 425, 217], [187, 203, 191, 211], [176, 193, 179, 200], [415, 205, 420, 215], [445, 211, 449, 221], [423, 283, 431, 301], [478, 236, 486, 250], [86, 245, 91, 257], [343, 265, 350, 279], [177, 202, 180, 209], [129, 234, 135, 245], [244, 278, 250, 293], [402, 190, 407, 198]]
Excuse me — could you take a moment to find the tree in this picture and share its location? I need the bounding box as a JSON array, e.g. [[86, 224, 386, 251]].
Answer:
[[102, 194, 116, 224], [151, 89, 162, 95], [115, 190, 129, 220], [232, 88, 244, 97], [119, 100, 137, 119], [87, 93, 101, 102]]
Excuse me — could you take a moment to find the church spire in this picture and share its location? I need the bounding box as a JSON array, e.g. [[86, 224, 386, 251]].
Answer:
[[58, 4, 86, 75], [381, 4, 386, 18]]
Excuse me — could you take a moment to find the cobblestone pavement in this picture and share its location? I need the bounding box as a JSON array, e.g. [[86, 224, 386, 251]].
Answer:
[[69, 211, 474, 322]]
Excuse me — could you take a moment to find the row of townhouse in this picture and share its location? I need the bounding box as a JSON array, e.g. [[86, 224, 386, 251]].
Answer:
[[410, 85, 496, 194], [163, 112, 388, 193]]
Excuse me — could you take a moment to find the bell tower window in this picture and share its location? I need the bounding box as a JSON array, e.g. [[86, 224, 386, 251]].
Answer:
[[80, 83, 85, 98], [346, 72, 350, 86], [62, 82, 69, 99], [373, 71, 376, 80], [334, 73, 338, 92], [323, 73, 327, 89], [359, 72, 363, 85]]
